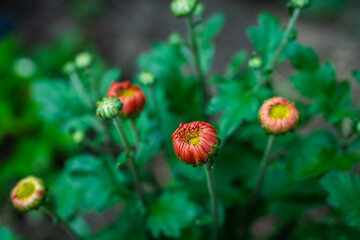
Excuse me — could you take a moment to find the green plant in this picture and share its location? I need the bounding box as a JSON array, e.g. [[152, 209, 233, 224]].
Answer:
[[5, 0, 360, 239]]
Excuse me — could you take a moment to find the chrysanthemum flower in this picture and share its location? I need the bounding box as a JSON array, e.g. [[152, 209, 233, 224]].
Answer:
[[10, 176, 46, 212], [106, 81, 146, 118], [172, 121, 220, 167], [258, 97, 299, 135]]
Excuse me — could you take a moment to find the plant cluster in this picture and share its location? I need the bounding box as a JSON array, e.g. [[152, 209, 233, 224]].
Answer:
[[6, 0, 360, 239]]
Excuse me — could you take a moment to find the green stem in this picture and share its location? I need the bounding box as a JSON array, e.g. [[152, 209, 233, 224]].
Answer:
[[69, 71, 93, 109], [265, 8, 301, 72], [186, 15, 208, 115], [113, 117, 131, 153], [251, 135, 276, 202], [129, 118, 141, 145], [204, 163, 218, 240], [41, 206, 80, 240], [113, 117, 145, 208]]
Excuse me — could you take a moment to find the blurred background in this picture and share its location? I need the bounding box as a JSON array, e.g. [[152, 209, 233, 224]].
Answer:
[[1, 0, 360, 239]]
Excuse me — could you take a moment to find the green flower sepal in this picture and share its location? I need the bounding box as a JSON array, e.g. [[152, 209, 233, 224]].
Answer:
[[170, 0, 199, 18], [287, 0, 312, 15], [96, 96, 123, 119]]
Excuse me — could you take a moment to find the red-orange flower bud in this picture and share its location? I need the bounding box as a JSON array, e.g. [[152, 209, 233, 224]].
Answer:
[[258, 97, 300, 135], [106, 81, 146, 118], [172, 121, 220, 167]]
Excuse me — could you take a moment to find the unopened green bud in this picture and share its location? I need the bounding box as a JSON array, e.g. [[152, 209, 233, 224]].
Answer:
[[96, 96, 123, 119], [290, 0, 311, 9], [168, 33, 183, 45], [138, 72, 155, 86], [356, 122, 360, 133], [13, 57, 37, 79], [170, 0, 198, 18], [72, 130, 85, 144], [63, 61, 76, 75], [75, 52, 93, 69], [248, 56, 262, 70]]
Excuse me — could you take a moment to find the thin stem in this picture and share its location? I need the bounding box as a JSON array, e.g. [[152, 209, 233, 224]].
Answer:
[[186, 15, 208, 115], [129, 118, 140, 145], [112, 117, 151, 239], [251, 135, 276, 202], [112, 117, 146, 208], [41, 206, 80, 240], [113, 117, 131, 153], [69, 71, 93, 109], [204, 163, 218, 240], [265, 8, 301, 72]]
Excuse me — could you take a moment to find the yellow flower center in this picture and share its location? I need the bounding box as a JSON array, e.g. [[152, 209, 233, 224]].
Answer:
[[118, 89, 136, 98], [269, 104, 290, 119], [188, 137, 200, 145], [16, 181, 35, 200]]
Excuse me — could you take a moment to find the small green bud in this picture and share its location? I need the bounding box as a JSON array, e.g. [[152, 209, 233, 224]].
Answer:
[[138, 72, 155, 86], [63, 61, 76, 75], [170, 0, 198, 18], [290, 0, 311, 9], [75, 52, 93, 69], [96, 96, 123, 119], [72, 130, 85, 144], [248, 55, 262, 70], [13, 57, 37, 79], [168, 33, 183, 45], [356, 122, 360, 133]]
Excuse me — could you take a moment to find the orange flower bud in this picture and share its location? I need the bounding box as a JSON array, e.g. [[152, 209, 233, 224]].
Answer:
[[106, 81, 146, 118], [11, 176, 46, 212], [172, 121, 220, 167], [258, 97, 300, 135]]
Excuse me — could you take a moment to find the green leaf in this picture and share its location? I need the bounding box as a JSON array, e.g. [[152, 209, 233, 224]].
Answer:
[[69, 217, 90, 238], [116, 152, 127, 168], [31, 79, 78, 121], [99, 68, 121, 97], [353, 70, 360, 83], [61, 114, 104, 133], [208, 70, 270, 139], [321, 171, 360, 228], [136, 122, 163, 165], [225, 50, 247, 78], [285, 131, 357, 180], [0, 227, 18, 240], [325, 81, 353, 123], [64, 154, 128, 212], [137, 41, 202, 120], [201, 12, 225, 42], [198, 13, 225, 74], [247, 13, 284, 68], [52, 172, 84, 219], [286, 42, 319, 71], [290, 63, 352, 123], [147, 191, 197, 238]]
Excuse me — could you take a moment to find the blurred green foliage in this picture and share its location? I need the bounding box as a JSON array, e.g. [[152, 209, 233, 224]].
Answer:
[[1, 0, 360, 239]]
